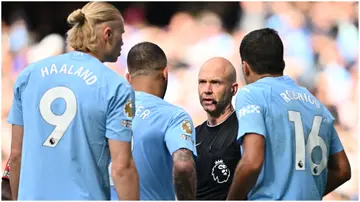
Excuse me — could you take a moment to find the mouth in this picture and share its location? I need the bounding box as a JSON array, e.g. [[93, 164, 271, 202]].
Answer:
[[202, 98, 214, 105]]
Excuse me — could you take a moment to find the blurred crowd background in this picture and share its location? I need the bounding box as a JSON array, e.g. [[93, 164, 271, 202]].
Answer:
[[1, 1, 358, 200]]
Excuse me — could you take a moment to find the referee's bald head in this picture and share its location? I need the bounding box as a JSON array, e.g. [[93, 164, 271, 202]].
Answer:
[[201, 57, 236, 83]]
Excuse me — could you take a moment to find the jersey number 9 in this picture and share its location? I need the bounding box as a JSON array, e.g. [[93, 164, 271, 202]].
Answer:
[[40, 87, 77, 148]]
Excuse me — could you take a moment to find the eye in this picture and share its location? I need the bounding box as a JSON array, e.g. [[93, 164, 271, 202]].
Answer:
[[212, 81, 220, 85]]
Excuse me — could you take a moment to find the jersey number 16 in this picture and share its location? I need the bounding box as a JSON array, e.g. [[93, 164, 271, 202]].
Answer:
[[288, 111, 328, 176]]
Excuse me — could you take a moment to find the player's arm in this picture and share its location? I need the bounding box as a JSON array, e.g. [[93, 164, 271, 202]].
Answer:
[[227, 88, 267, 200], [7, 69, 30, 200], [2, 159, 12, 200], [227, 134, 264, 200], [109, 141, 138, 200], [106, 84, 139, 200], [9, 125, 23, 200], [323, 125, 351, 196], [166, 112, 197, 200], [173, 149, 196, 200]]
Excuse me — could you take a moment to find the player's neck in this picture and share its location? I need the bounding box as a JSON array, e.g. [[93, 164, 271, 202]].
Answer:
[[131, 78, 165, 99], [207, 104, 234, 126], [253, 73, 283, 82]]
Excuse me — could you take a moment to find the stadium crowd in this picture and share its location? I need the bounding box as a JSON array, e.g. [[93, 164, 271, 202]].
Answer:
[[1, 2, 358, 200]]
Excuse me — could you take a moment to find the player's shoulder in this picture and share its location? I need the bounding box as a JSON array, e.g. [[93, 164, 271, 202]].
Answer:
[[25, 52, 70, 70], [166, 102, 188, 115], [164, 102, 193, 123], [140, 97, 194, 132], [14, 54, 64, 85], [16, 62, 37, 82], [34, 52, 69, 65], [165, 105, 195, 137], [140, 93, 181, 112], [24, 54, 60, 73], [238, 82, 270, 96], [236, 82, 269, 104], [134, 92, 190, 121], [109, 73, 131, 88], [102, 67, 131, 88], [320, 104, 336, 123], [98, 67, 133, 96]]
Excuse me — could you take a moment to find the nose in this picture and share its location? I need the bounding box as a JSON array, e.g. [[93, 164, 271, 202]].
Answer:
[[203, 83, 212, 94]]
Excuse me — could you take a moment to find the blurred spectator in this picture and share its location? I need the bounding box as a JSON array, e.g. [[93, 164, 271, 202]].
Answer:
[[1, 2, 358, 200], [27, 33, 65, 63], [238, 2, 265, 32], [184, 11, 234, 68]]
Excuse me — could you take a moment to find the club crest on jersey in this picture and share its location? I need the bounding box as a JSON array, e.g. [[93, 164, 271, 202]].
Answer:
[[181, 120, 192, 135], [124, 100, 134, 118], [212, 159, 230, 184]]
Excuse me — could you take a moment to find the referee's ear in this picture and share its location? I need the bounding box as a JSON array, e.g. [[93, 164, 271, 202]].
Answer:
[[231, 82, 239, 96], [125, 72, 132, 84]]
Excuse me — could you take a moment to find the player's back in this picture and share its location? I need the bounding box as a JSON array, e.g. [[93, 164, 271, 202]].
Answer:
[[110, 91, 195, 200], [15, 51, 129, 200], [240, 76, 340, 200]]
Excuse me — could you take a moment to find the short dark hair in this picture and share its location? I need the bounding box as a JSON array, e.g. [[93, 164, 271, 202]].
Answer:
[[127, 42, 167, 76], [240, 28, 285, 75]]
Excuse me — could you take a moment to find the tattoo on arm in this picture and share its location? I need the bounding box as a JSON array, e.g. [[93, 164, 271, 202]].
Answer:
[[174, 149, 193, 162], [173, 149, 196, 200]]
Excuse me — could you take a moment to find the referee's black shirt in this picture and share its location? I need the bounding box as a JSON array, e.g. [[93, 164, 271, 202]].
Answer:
[[195, 111, 241, 200]]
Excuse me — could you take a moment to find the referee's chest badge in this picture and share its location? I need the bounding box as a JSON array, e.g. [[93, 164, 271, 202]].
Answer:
[[212, 159, 231, 184]]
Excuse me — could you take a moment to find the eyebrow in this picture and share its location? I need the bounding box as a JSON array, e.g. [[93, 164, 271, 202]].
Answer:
[[198, 79, 222, 83]]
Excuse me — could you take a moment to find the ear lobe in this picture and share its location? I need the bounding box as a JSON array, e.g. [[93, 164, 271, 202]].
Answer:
[[125, 72, 131, 84], [104, 27, 112, 41], [162, 66, 168, 80], [242, 61, 250, 77], [232, 83, 239, 95]]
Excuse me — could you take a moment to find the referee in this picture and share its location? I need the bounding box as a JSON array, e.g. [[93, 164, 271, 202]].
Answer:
[[195, 57, 241, 200]]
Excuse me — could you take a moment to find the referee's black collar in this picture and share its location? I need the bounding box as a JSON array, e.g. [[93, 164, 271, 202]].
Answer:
[[207, 110, 235, 128]]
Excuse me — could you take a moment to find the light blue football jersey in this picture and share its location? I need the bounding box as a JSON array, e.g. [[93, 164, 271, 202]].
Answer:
[[110, 91, 197, 200], [7, 51, 135, 200], [235, 75, 343, 200]]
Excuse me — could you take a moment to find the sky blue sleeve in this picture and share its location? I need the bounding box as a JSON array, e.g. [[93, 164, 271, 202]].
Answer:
[[323, 108, 344, 155], [105, 83, 135, 142], [7, 67, 33, 126], [235, 87, 267, 145], [329, 124, 344, 155], [165, 110, 197, 156]]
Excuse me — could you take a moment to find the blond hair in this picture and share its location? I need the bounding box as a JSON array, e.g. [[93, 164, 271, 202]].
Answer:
[[66, 2, 121, 53]]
